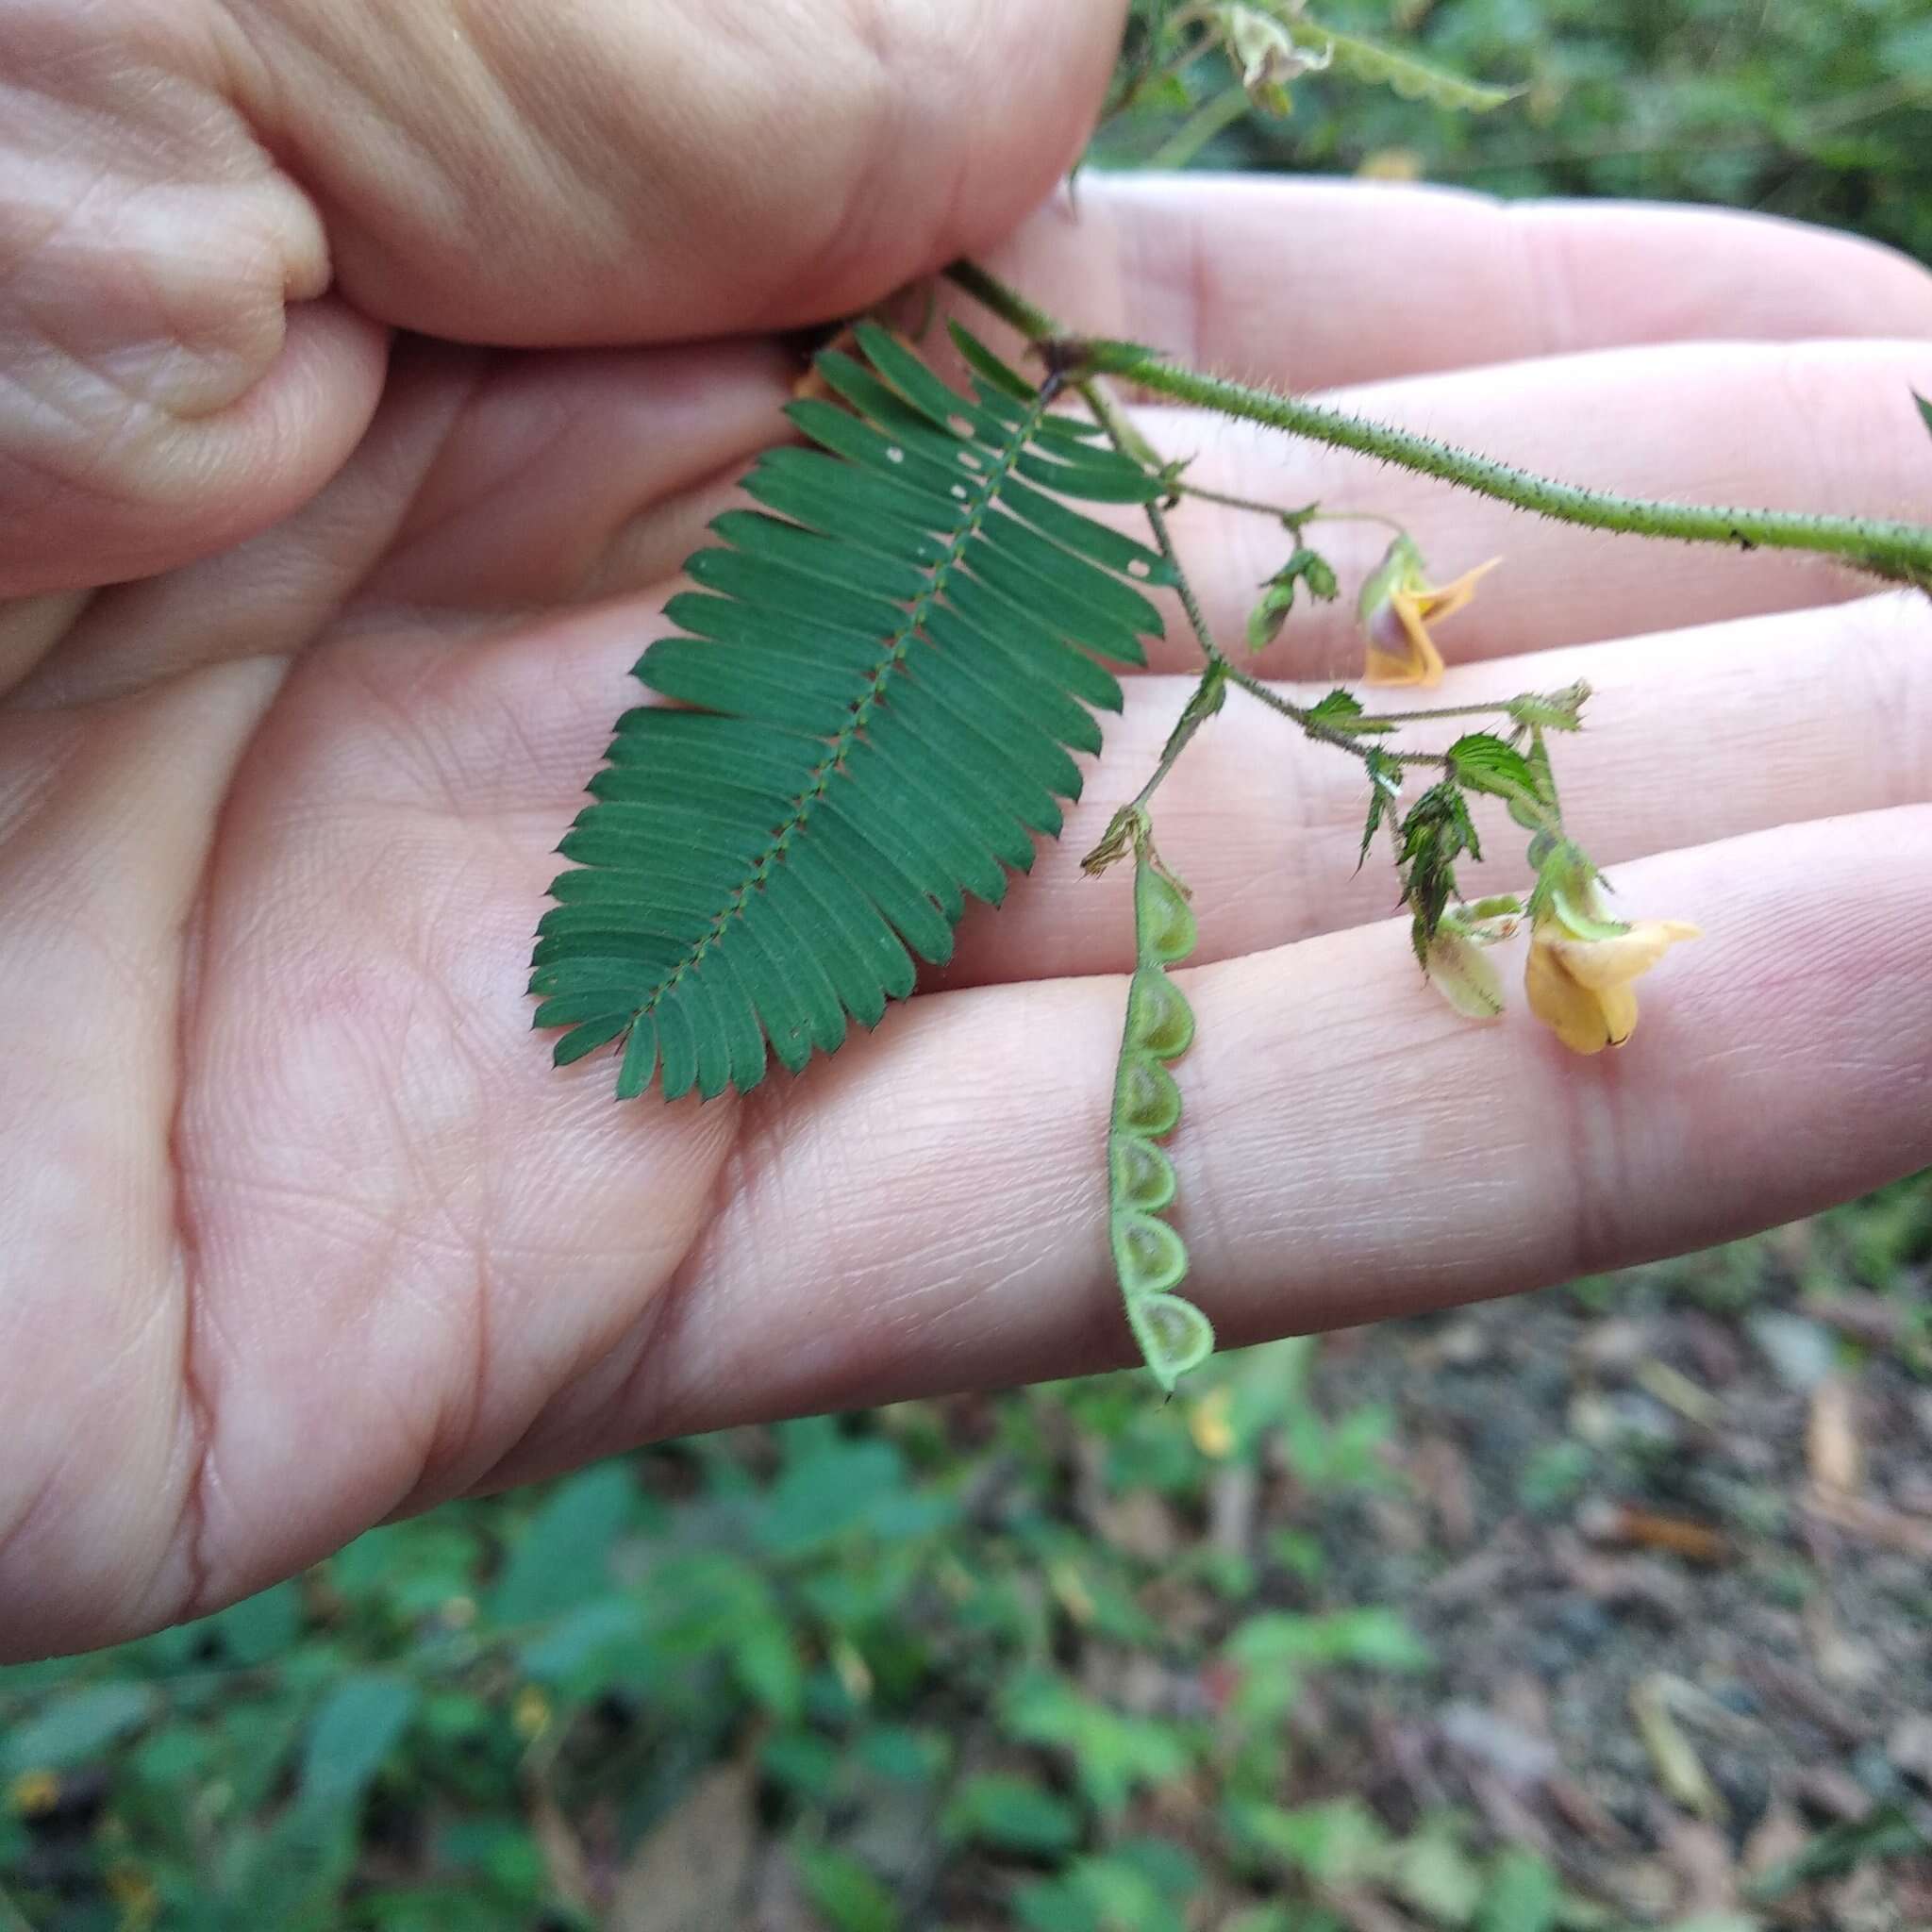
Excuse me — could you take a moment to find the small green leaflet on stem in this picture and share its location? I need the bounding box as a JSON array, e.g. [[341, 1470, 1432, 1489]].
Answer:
[[1306, 687, 1394, 736], [1357, 746, 1404, 869], [1245, 547, 1341, 651], [1916, 391, 1932, 442], [1395, 781, 1481, 963], [1506, 726, 1561, 834], [1445, 732, 1541, 811], [1506, 681, 1591, 734]]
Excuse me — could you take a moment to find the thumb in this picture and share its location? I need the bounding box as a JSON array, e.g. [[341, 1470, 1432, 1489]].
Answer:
[[0, 0, 1124, 599], [225, 0, 1130, 345]]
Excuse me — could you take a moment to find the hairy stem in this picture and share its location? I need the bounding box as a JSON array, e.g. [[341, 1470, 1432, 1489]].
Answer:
[[1082, 370, 1451, 779], [1222, 664, 1449, 770], [946, 259, 1932, 593], [1079, 379, 1224, 664]]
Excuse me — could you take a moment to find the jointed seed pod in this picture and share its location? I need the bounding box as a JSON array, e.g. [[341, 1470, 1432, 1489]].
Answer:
[[1105, 820, 1214, 1391]]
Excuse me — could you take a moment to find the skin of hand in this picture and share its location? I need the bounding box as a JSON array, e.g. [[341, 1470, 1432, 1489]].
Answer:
[[3, 0, 1930, 1663]]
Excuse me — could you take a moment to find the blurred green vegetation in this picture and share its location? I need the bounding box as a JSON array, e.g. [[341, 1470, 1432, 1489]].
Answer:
[[7, 5, 1931, 1928], [1104, 0, 1932, 260], [8, 1167, 1928, 1925]]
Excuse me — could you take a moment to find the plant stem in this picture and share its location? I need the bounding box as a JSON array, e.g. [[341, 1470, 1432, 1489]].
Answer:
[[1083, 370, 1452, 779], [1221, 665, 1448, 769], [945, 258, 1932, 594], [1078, 376, 1233, 823], [1133, 666, 1226, 812], [1080, 379, 1224, 667], [1357, 699, 1541, 724], [1174, 480, 1406, 536], [1147, 84, 1252, 170]]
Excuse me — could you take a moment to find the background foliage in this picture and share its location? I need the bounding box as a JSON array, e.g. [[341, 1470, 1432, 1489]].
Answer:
[[1102, 0, 1932, 260], [7, 4, 1931, 1927]]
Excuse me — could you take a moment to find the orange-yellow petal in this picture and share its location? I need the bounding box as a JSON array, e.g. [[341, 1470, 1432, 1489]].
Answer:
[[1361, 559, 1499, 688], [1596, 982, 1640, 1047], [1412, 557, 1501, 625], [1524, 935, 1616, 1054], [1396, 591, 1447, 684], [1363, 591, 1441, 686], [1544, 919, 1701, 991]]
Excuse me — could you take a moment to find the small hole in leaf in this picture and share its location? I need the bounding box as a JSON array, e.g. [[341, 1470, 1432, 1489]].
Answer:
[[1128, 560, 1152, 579], [950, 484, 968, 500], [886, 446, 905, 464]]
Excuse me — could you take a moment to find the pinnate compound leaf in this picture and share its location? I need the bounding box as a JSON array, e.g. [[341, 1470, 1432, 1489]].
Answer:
[[536, 327, 1166, 1095]]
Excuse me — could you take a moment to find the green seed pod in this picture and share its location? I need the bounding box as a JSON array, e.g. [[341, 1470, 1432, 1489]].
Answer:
[[1125, 968, 1194, 1060], [1134, 863, 1196, 966], [1113, 1055, 1181, 1138], [1129, 1293, 1216, 1393], [1105, 825, 1214, 1391], [1108, 1134, 1174, 1214], [1109, 1211, 1189, 1299]]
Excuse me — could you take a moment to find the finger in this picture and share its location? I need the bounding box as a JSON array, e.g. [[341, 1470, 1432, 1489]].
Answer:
[[403, 587, 1932, 983], [2, 6, 391, 595], [222, 0, 1128, 343], [14, 338, 791, 707], [930, 591, 1932, 983], [517, 803, 1932, 1460], [0, 655, 286, 1657], [514, 333, 1932, 688], [966, 175, 1932, 390], [1119, 336, 1932, 674], [358, 341, 796, 612], [0, 291, 388, 601]]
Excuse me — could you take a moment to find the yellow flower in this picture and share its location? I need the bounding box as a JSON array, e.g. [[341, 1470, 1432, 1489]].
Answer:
[[8, 1769, 59, 1816], [1189, 1385, 1237, 1458], [106, 1862, 158, 1929], [1357, 536, 1499, 688], [1220, 5, 1328, 114], [1525, 918, 1702, 1055], [510, 1685, 552, 1741]]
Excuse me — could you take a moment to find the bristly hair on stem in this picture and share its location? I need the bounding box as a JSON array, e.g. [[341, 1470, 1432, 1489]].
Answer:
[[946, 258, 1932, 595]]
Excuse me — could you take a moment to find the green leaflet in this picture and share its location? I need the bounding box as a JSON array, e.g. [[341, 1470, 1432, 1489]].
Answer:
[[535, 327, 1168, 1093], [1107, 830, 1214, 1391], [1445, 732, 1541, 808]]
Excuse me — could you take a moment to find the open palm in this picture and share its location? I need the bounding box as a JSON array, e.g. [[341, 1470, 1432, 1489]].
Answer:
[[6, 0, 1930, 1661]]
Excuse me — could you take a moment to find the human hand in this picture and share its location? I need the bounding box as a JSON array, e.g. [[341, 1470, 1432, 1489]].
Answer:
[[5, 0, 1929, 1661]]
